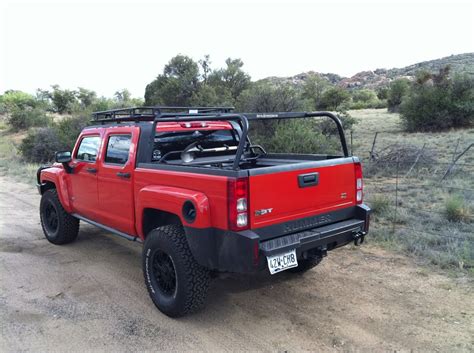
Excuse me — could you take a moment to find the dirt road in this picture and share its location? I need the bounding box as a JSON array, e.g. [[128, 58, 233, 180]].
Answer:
[[0, 175, 472, 352]]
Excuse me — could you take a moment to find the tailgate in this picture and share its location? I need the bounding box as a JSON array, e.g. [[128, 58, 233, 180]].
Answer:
[[248, 160, 356, 229]]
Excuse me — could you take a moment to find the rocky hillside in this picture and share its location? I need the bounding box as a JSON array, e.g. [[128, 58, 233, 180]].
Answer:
[[260, 52, 474, 90]]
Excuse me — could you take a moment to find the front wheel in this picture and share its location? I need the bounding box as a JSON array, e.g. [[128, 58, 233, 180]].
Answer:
[[40, 189, 79, 245], [143, 225, 210, 317]]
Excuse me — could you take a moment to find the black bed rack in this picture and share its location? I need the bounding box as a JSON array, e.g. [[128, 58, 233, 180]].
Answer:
[[91, 106, 349, 169], [92, 106, 234, 122]]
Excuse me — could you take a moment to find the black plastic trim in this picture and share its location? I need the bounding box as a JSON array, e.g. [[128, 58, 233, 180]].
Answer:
[[183, 204, 371, 273], [72, 213, 141, 242], [253, 206, 357, 241], [259, 219, 364, 256]]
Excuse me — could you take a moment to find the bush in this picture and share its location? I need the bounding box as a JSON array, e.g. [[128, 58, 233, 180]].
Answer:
[[317, 110, 356, 136], [369, 194, 392, 215], [55, 114, 90, 149], [236, 82, 303, 113], [319, 87, 350, 111], [249, 119, 340, 155], [400, 69, 474, 131], [7, 108, 51, 131], [444, 195, 471, 223], [0, 90, 37, 112], [19, 127, 65, 163], [387, 78, 410, 112]]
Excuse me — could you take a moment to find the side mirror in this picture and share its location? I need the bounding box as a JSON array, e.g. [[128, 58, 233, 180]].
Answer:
[[55, 151, 72, 163]]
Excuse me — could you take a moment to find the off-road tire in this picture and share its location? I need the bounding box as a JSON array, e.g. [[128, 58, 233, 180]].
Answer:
[[143, 225, 210, 317], [40, 189, 79, 245], [288, 256, 323, 274]]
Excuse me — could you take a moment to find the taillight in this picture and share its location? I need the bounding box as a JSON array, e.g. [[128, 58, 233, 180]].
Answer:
[[355, 162, 363, 204], [228, 177, 249, 231]]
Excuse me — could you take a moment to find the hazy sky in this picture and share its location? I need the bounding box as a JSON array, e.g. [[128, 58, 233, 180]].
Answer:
[[1, 0, 473, 98]]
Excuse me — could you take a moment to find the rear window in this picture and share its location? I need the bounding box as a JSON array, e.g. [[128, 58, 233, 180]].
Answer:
[[76, 136, 101, 162], [152, 129, 239, 161]]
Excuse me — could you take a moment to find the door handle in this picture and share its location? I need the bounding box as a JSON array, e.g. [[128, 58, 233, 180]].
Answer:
[[86, 167, 97, 174], [116, 172, 131, 179], [298, 172, 319, 188]]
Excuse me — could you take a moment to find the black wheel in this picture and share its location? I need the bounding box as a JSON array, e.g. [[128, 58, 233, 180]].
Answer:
[[40, 189, 79, 245], [143, 225, 210, 317], [288, 256, 323, 274]]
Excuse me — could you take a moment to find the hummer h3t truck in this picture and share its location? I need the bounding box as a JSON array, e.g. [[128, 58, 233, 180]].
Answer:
[[36, 106, 370, 317]]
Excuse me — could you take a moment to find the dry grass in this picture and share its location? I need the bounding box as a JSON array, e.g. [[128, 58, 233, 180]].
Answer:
[[0, 130, 38, 184], [350, 109, 474, 274]]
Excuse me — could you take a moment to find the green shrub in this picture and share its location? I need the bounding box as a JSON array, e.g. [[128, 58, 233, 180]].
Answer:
[[369, 194, 392, 215], [7, 108, 51, 131], [317, 110, 356, 136], [249, 119, 340, 155], [319, 87, 350, 111], [444, 195, 471, 223], [0, 90, 37, 112], [236, 82, 302, 113], [400, 69, 474, 131], [55, 114, 90, 149], [387, 78, 410, 112], [19, 127, 65, 163]]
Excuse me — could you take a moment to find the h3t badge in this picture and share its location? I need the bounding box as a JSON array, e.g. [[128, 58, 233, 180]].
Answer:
[[255, 208, 273, 217]]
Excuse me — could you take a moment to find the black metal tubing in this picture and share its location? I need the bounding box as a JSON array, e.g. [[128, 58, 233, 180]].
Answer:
[[151, 111, 348, 170], [92, 106, 234, 122], [151, 113, 249, 170], [243, 111, 349, 157], [91, 107, 348, 170]]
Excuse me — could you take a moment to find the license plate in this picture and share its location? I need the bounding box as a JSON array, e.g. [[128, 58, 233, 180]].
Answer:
[[267, 249, 298, 274]]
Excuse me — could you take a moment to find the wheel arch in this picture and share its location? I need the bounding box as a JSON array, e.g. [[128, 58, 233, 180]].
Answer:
[[39, 180, 56, 194], [38, 167, 72, 212], [142, 208, 182, 239], [136, 185, 211, 239]]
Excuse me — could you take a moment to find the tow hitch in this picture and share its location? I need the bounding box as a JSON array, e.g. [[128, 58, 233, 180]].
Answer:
[[353, 231, 366, 246]]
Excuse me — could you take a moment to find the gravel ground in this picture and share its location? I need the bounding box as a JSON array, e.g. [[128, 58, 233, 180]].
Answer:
[[0, 175, 472, 352]]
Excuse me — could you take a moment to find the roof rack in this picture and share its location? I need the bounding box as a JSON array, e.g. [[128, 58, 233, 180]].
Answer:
[[92, 106, 234, 123]]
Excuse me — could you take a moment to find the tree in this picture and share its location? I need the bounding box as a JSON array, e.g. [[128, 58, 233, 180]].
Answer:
[[302, 74, 330, 110], [198, 55, 212, 83], [236, 82, 302, 113], [77, 87, 97, 109], [145, 55, 200, 105], [208, 58, 251, 101], [352, 89, 377, 104], [49, 85, 77, 114], [320, 86, 350, 110], [114, 89, 132, 105], [387, 78, 410, 112], [0, 90, 37, 112], [400, 67, 474, 131], [376, 86, 389, 100]]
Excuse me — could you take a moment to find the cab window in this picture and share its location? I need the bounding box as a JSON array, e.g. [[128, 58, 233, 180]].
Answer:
[[105, 135, 132, 165], [76, 136, 101, 162]]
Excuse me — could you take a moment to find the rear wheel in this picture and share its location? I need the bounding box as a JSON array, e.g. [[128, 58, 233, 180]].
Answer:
[[288, 256, 323, 274], [40, 189, 79, 245], [143, 225, 210, 317]]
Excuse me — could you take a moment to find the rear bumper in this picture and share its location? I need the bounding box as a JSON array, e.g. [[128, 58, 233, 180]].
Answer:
[[185, 204, 371, 273]]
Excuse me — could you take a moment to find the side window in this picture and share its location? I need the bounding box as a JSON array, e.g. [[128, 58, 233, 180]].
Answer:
[[105, 135, 132, 165], [76, 136, 101, 162]]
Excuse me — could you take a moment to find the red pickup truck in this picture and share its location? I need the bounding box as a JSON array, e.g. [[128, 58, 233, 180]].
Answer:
[[37, 106, 370, 317]]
